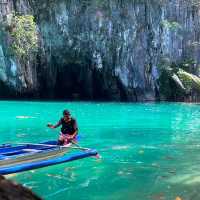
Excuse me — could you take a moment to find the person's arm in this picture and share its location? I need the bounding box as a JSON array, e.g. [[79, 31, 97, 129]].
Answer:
[[47, 119, 62, 129]]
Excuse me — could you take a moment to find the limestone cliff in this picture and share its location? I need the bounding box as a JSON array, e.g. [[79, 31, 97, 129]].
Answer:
[[0, 0, 200, 101]]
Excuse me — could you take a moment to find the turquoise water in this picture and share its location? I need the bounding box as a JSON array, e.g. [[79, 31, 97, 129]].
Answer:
[[1, 101, 200, 200]]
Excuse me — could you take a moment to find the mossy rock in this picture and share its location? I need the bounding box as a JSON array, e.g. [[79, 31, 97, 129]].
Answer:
[[177, 69, 200, 92]]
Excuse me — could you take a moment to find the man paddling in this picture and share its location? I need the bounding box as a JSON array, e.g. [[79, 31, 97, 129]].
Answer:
[[47, 110, 78, 145]]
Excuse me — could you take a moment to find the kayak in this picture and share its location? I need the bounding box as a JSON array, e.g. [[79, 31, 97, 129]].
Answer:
[[0, 141, 98, 175]]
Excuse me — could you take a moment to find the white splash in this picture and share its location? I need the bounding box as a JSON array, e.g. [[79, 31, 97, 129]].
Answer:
[[16, 116, 35, 119]]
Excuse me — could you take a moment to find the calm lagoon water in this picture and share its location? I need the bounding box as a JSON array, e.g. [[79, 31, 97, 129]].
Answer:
[[1, 101, 200, 200]]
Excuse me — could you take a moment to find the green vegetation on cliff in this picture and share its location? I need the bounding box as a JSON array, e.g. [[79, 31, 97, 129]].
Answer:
[[9, 14, 38, 60], [159, 59, 200, 101]]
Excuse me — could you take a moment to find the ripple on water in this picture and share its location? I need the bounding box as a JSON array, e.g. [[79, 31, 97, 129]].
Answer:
[[111, 145, 131, 150]]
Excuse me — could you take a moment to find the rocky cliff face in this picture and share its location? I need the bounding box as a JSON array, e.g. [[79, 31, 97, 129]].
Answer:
[[0, 0, 200, 101]]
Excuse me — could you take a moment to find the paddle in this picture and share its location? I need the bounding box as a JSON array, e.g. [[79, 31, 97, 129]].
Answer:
[[69, 139, 90, 151], [70, 140, 101, 159]]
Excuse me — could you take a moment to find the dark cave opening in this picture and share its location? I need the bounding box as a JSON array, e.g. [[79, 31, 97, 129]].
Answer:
[[37, 61, 128, 101], [54, 64, 93, 100]]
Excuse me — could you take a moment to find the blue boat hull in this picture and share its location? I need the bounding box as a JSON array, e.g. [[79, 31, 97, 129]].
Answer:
[[0, 150, 97, 175], [0, 141, 98, 175]]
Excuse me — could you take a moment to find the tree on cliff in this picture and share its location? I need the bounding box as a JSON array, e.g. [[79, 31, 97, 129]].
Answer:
[[9, 14, 38, 61]]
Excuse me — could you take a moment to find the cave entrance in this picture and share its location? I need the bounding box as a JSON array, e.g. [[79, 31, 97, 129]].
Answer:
[[0, 80, 15, 98], [54, 64, 92, 100]]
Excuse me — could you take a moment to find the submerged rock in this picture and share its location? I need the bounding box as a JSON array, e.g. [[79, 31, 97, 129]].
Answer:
[[0, 175, 42, 200]]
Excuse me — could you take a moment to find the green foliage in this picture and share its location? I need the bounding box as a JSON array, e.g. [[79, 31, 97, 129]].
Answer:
[[161, 20, 182, 31], [159, 68, 174, 99], [179, 59, 197, 74], [158, 57, 200, 100], [95, 0, 108, 9], [177, 69, 193, 91], [10, 14, 38, 59], [177, 69, 200, 92]]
